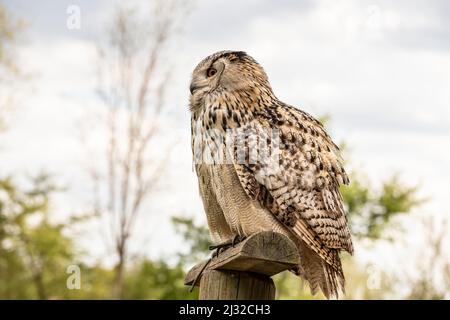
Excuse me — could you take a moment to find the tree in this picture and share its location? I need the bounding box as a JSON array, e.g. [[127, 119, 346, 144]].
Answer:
[[320, 116, 423, 240], [0, 3, 25, 131], [0, 174, 79, 299], [341, 173, 422, 239], [123, 258, 198, 300], [172, 216, 211, 265], [405, 215, 449, 299], [87, 2, 190, 298]]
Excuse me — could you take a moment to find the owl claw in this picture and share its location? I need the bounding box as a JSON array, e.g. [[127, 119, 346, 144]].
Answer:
[[209, 241, 232, 258], [209, 235, 246, 258], [189, 235, 248, 292], [231, 234, 246, 246]]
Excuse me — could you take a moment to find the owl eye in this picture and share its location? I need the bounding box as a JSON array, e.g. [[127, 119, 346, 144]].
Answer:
[[206, 67, 217, 77]]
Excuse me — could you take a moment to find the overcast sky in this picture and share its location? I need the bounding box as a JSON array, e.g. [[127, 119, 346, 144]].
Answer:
[[1, 0, 449, 269]]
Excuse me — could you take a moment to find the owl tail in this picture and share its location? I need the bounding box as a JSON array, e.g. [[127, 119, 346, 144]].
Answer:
[[293, 242, 345, 299]]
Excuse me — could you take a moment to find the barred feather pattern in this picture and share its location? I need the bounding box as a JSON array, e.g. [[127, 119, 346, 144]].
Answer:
[[189, 50, 353, 298]]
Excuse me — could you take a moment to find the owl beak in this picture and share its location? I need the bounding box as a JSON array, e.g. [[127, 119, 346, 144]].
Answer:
[[189, 82, 196, 95], [190, 82, 199, 95]]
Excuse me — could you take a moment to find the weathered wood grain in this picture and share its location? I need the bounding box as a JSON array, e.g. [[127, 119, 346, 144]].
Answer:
[[199, 270, 276, 300], [185, 231, 299, 300]]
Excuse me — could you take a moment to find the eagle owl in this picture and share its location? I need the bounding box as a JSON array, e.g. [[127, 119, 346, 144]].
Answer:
[[189, 50, 353, 298]]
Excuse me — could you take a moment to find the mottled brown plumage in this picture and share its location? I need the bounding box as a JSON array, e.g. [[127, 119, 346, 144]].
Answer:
[[189, 50, 353, 298]]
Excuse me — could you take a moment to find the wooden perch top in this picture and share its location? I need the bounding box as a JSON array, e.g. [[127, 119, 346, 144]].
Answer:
[[184, 231, 300, 286]]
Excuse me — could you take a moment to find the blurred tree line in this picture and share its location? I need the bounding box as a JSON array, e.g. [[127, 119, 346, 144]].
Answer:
[[0, 2, 448, 299], [0, 173, 198, 299], [3, 147, 446, 299]]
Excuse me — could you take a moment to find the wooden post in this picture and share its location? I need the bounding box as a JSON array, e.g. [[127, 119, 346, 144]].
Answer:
[[184, 231, 299, 300]]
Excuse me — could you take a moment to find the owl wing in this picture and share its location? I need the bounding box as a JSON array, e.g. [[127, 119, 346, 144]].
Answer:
[[231, 104, 353, 269]]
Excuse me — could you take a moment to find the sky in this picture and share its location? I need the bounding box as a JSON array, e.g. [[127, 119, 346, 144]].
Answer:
[[1, 0, 449, 274]]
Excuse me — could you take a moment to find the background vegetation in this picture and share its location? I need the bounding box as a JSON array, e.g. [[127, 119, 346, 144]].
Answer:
[[0, 2, 448, 299]]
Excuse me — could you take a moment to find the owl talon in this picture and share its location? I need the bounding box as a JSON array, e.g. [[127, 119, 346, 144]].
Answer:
[[209, 240, 233, 258], [209, 235, 246, 258], [189, 236, 247, 292], [231, 234, 246, 247]]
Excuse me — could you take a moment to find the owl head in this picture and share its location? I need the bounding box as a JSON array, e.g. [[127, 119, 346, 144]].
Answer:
[[189, 50, 273, 110]]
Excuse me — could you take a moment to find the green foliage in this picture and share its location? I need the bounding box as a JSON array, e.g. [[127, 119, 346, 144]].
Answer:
[[123, 259, 198, 299], [320, 117, 422, 239], [274, 272, 325, 300], [0, 247, 31, 299], [166, 170, 424, 299], [0, 119, 435, 301], [0, 174, 77, 299], [0, 174, 204, 299], [341, 173, 422, 239], [64, 264, 114, 299], [172, 216, 211, 264], [274, 258, 391, 300]]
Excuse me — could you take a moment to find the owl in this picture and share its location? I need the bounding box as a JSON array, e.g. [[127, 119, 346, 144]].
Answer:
[[189, 50, 353, 299]]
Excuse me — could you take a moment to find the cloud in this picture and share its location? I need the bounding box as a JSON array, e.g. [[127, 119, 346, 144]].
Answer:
[[2, 0, 450, 263]]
